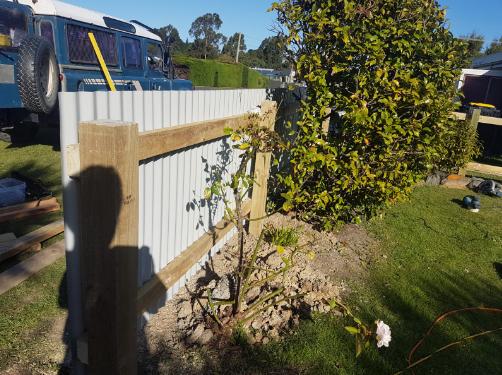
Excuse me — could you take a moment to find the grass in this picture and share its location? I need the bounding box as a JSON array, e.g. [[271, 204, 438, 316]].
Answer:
[[237, 187, 502, 374], [0, 131, 62, 238], [0, 134, 67, 372], [174, 55, 269, 88], [0, 258, 67, 372]]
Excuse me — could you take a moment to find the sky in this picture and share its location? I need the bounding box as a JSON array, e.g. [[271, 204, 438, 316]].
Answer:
[[63, 0, 502, 50], [440, 0, 502, 46]]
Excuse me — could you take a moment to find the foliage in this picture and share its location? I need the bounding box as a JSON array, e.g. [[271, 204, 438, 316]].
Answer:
[[460, 32, 485, 61], [240, 50, 266, 68], [222, 33, 247, 60], [241, 36, 288, 69], [189, 13, 226, 59], [263, 225, 300, 248], [173, 55, 269, 88], [484, 37, 502, 56], [204, 112, 303, 323], [272, 0, 470, 227], [153, 25, 187, 54], [437, 114, 482, 172]]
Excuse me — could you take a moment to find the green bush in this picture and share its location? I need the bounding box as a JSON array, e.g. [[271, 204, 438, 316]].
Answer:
[[273, 0, 472, 228], [173, 55, 269, 88]]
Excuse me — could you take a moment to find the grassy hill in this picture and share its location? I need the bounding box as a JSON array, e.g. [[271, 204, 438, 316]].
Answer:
[[174, 55, 269, 89]]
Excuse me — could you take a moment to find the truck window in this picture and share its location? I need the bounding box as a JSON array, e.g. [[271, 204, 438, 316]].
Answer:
[[0, 7, 27, 47], [147, 42, 163, 71], [122, 37, 142, 69], [66, 24, 118, 66], [40, 21, 54, 47]]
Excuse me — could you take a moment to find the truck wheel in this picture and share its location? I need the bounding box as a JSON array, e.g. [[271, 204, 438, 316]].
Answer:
[[16, 36, 59, 114]]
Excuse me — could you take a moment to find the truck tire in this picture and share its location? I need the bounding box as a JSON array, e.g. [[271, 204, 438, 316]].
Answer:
[[16, 36, 59, 114]]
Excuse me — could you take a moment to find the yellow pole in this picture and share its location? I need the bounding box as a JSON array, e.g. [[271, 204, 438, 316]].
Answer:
[[88, 32, 116, 92]]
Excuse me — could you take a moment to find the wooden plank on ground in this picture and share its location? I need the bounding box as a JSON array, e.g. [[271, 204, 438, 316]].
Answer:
[[0, 240, 65, 295], [138, 114, 249, 161], [136, 199, 252, 314], [0, 197, 60, 224], [0, 220, 64, 263], [465, 162, 502, 177]]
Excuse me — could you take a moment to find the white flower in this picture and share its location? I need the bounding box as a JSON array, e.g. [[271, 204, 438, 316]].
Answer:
[[375, 320, 392, 348]]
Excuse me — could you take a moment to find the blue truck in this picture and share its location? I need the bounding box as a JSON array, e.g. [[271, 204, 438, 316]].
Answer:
[[0, 0, 192, 139]]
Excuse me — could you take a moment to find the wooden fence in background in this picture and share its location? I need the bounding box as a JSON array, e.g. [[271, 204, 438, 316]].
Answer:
[[453, 110, 502, 177]]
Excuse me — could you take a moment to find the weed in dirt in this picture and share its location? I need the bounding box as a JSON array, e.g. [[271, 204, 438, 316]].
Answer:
[[264, 225, 300, 248]]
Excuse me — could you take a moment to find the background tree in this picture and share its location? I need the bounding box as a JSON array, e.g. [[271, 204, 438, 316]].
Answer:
[[459, 32, 485, 61], [154, 25, 187, 54], [222, 32, 247, 60], [484, 37, 502, 56], [189, 13, 226, 59], [273, 0, 471, 227], [257, 36, 288, 69], [240, 49, 266, 67]]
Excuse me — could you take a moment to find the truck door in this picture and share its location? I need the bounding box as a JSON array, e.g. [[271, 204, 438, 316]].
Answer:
[[146, 41, 171, 90]]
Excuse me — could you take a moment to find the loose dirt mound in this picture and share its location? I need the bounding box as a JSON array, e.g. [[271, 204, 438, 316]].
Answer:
[[139, 214, 379, 374]]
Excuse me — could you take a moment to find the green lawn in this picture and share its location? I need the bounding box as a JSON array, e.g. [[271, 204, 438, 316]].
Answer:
[[240, 187, 502, 374], [0, 134, 62, 238], [0, 136, 67, 373]]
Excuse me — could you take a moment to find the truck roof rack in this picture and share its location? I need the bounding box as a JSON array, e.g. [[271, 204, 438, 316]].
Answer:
[[130, 20, 155, 34]]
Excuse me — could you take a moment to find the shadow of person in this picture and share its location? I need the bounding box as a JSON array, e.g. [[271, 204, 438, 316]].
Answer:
[[61, 166, 141, 375]]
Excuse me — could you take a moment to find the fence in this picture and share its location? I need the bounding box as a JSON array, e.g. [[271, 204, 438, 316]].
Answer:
[[59, 89, 278, 373]]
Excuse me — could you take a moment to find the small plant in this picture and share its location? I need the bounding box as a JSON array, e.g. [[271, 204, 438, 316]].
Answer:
[[328, 300, 392, 358], [263, 225, 300, 248], [203, 109, 305, 327]]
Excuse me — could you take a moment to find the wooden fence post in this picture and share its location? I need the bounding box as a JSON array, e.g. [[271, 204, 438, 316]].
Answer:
[[467, 108, 481, 131], [78, 121, 139, 375], [459, 109, 481, 176], [249, 101, 277, 236]]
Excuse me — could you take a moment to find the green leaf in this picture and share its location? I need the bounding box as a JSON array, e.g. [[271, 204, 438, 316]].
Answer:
[[239, 143, 251, 150], [345, 326, 360, 335]]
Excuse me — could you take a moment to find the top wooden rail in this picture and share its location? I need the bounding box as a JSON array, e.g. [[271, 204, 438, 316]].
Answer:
[[137, 114, 250, 161], [452, 112, 502, 127]]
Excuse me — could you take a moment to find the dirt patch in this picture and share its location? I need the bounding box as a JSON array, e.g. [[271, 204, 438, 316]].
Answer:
[[139, 214, 379, 374]]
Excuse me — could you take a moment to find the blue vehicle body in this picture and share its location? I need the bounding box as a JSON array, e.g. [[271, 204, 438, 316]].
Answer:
[[0, 0, 192, 126]]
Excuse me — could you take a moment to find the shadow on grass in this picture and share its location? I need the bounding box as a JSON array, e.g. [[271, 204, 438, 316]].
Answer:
[[139, 234, 502, 374], [4, 125, 60, 151]]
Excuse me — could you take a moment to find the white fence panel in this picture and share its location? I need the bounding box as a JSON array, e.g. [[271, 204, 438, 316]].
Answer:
[[59, 89, 267, 367]]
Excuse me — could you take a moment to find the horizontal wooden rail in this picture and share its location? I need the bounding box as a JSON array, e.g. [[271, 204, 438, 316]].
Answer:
[[465, 162, 502, 178], [138, 114, 250, 161], [452, 112, 502, 127], [136, 200, 252, 314]]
